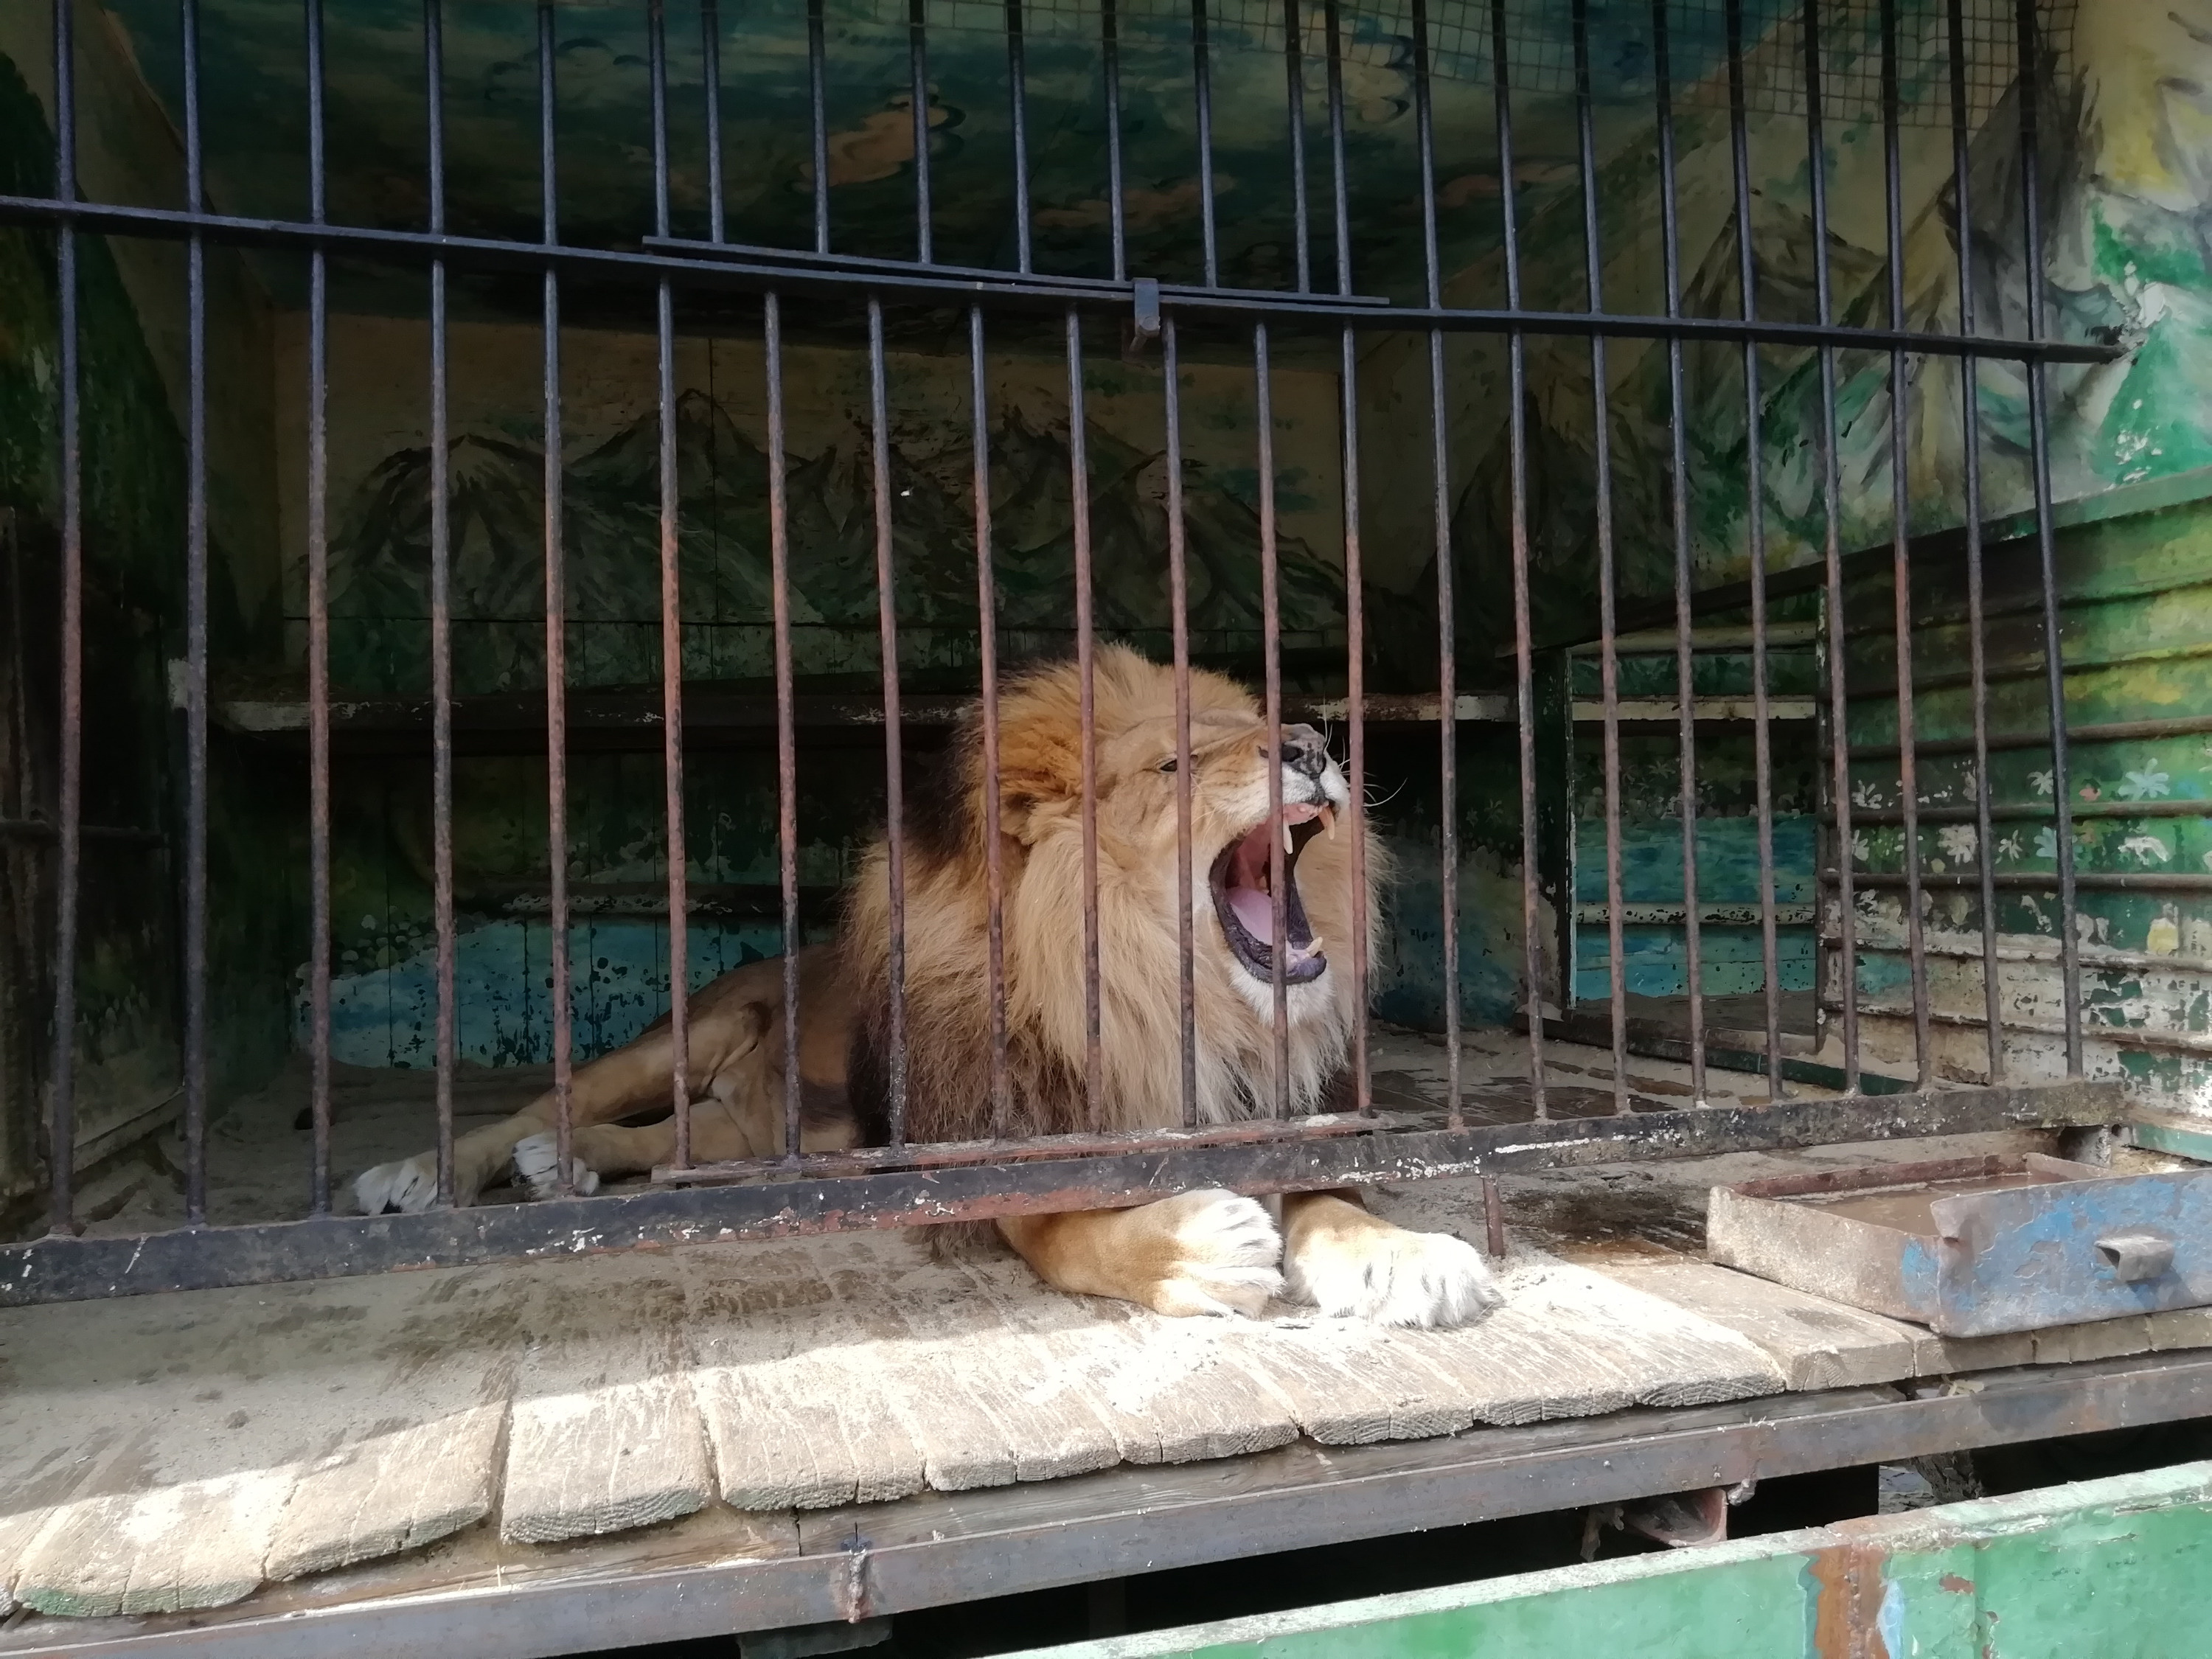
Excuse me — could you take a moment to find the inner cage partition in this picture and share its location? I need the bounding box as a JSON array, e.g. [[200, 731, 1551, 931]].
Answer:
[[0, 0, 2129, 1304]]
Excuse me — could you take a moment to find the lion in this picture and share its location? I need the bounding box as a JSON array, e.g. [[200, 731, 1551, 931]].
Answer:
[[355, 647, 1500, 1329]]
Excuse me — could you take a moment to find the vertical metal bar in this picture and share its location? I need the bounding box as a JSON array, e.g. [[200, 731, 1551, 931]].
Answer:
[[767, 293, 801, 1158], [1411, 0, 1460, 1130], [908, 0, 933, 263], [1493, 0, 1545, 1121], [1950, 0, 2003, 1084], [2014, 0, 2080, 1074], [1164, 319, 1197, 1127], [180, 0, 211, 1222], [538, 0, 573, 1191], [1101, 0, 1126, 281], [1805, 0, 1859, 1092], [1006, 0, 1032, 274], [1725, 0, 1784, 1101], [807, 0, 830, 254], [1281, 0, 1310, 293], [969, 305, 1009, 1133], [426, 0, 458, 1204], [1192, 0, 1219, 286], [47, 0, 82, 1235], [1573, 0, 1628, 1116], [1256, 324, 1289, 1113], [1338, 335, 1368, 1117], [1067, 309, 1102, 1119], [650, 0, 692, 1164], [1323, 0, 1352, 296], [701, 0, 726, 244], [1326, 0, 1366, 1115], [868, 299, 908, 1143], [1652, 0, 1705, 1104], [1879, 0, 1932, 1089], [305, 0, 335, 1211]]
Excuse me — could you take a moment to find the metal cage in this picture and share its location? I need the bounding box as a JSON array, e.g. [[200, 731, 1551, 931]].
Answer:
[[0, 0, 2124, 1304]]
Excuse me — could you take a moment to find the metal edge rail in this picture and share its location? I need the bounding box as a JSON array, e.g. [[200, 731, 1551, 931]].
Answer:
[[0, 195, 2124, 360], [3, 1349, 2205, 1658], [0, 1081, 2122, 1304]]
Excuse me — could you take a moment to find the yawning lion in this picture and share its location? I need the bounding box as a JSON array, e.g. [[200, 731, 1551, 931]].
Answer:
[[355, 647, 1500, 1329]]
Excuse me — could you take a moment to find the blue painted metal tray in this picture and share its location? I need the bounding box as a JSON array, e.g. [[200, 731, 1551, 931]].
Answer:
[[1707, 1153, 2212, 1338]]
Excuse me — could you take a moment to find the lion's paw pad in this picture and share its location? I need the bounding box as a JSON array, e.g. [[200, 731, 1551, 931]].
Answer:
[[513, 1133, 599, 1200], [1287, 1225, 1503, 1329], [1144, 1189, 1285, 1319]]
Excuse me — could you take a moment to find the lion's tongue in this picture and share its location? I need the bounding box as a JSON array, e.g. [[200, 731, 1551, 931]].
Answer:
[[1228, 886, 1276, 942]]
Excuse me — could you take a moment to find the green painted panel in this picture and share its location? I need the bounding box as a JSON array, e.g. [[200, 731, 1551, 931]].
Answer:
[[1009, 1462, 2212, 1659]]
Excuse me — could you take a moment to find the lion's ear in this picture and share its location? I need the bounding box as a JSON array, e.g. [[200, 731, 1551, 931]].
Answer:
[[994, 723, 1082, 846]]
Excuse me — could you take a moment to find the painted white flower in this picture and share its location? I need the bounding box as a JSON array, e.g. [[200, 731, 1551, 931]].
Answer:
[[2029, 770, 2054, 797], [2117, 768, 2171, 801], [1937, 825, 1978, 861], [2034, 826, 2059, 860], [1850, 832, 1874, 863], [1997, 832, 2025, 862], [2121, 834, 2171, 864], [1851, 779, 1885, 810]]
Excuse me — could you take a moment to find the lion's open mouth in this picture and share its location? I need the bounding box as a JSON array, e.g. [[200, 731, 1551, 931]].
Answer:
[[1210, 803, 1336, 986]]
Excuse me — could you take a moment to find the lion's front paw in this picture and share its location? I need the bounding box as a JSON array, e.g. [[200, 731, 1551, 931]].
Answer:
[[1138, 1189, 1285, 1318], [352, 1154, 442, 1216], [513, 1133, 599, 1200], [1287, 1218, 1503, 1329]]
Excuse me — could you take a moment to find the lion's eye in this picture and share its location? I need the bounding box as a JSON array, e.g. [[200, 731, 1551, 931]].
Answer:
[[1158, 757, 1178, 773]]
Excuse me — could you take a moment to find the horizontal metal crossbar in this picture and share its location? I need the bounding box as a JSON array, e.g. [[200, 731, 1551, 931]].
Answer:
[[0, 1082, 2123, 1306], [0, 194, 2122, 361]]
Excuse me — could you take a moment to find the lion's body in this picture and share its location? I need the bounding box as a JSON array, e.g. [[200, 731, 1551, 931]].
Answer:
[[354, 649, 1498, 1331]]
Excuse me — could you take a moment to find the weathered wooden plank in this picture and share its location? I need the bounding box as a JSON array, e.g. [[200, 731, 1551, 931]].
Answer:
[[1597, 1261, 1921, 1390], [1, 1265, 518, 1616], [500, 1254, 714, 1544], [681, 1239, 928, 1512]]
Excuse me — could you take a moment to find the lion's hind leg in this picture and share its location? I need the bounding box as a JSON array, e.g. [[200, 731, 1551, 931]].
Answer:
[[998, 1191, 1286, 1318]]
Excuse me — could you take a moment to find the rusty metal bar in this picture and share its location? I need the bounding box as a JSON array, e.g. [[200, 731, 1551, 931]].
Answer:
[[1164, 317, 1197, 1128], [180, 0, 212, 1221], [2014, 0, 2081, 1076], [869, 298, 908, 1144], [539, 0, 574, 1192], [46, 0, 82, 1237], [1879, 0, 1932, 1091], [768, 293, 802, 1158], [908, 0, 933, 262], [1494, 0, 1545, 1122], [1006, 0, 1032, 274], [0, 1083, 2126, 1304], [1256, 324, 1290, 1114], [649, 0, 692, 1167], [1949, 0, 2001, 1081], [701, 0, 726, 244], [427, 0, 459, 1205], [1804, 0, 1858, 1093], [1281, 0, 1310, 293], [1725, 0, 1784, 1102], [1100, 0, 1125, 280], [1410, 0, 1460, 1133], [1571, 0, 1628, 1118], [1324, 0, 1366, 1117], [807, 0, 830, 253], [1191, 0, 1218, 285], [1827, 869, 2212, 894], [305, 0, 335, 1214], [970, 304, 1010, 1134], [1068, 309, 1103, 1118], [1652, 0, 1705, 1105]]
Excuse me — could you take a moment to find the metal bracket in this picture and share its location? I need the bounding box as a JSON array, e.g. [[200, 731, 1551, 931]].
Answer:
[[1123, 276, 1162, 359]]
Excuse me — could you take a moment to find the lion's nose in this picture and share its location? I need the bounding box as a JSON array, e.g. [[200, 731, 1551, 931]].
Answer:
[[1279, 726, 1329, 779]]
